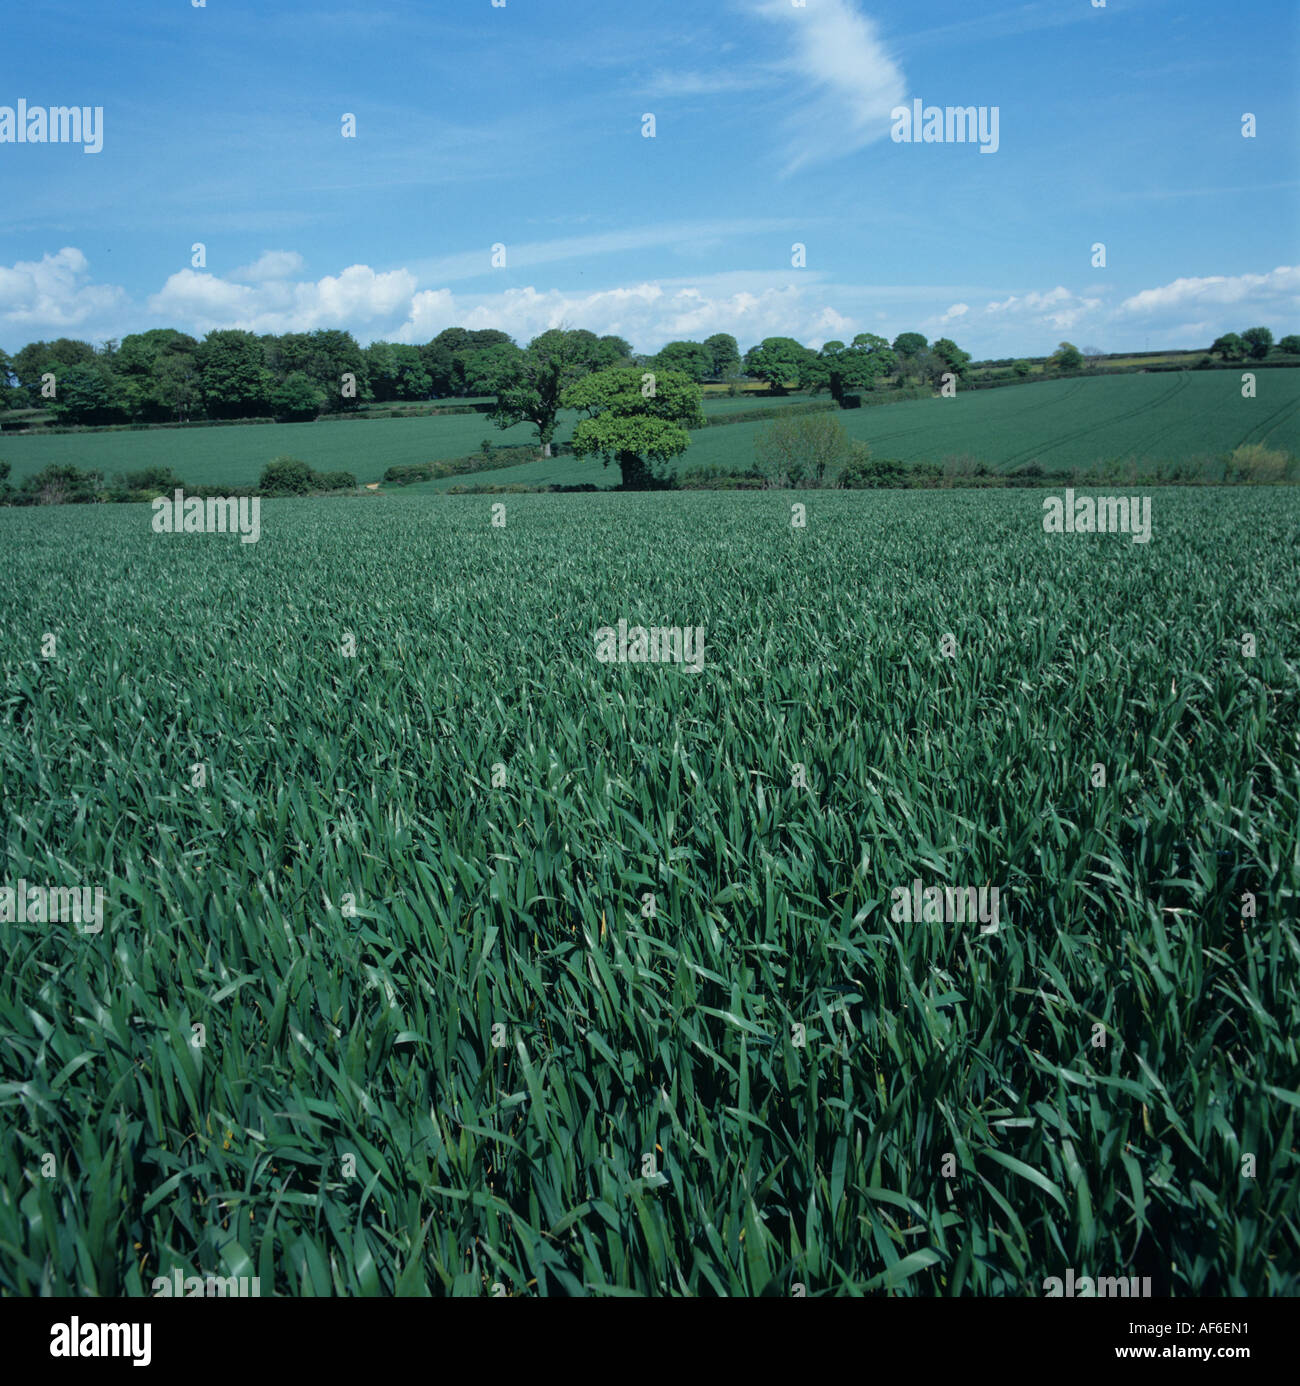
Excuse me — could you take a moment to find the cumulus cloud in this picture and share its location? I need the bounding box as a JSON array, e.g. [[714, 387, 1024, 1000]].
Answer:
[[7, 242, 1296, 362], [982, 286, 1103, 332], [1118, 265, 1300, 317], [745, 0, 906, 172], [230, 250, 306, 283], [0, 247, 127, 331], [394, 279, 860, 352], [147, 263, 418, 335]]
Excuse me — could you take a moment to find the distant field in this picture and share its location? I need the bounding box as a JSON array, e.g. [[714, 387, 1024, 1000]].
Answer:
[[2, 372, 1296, 491], [0, 393, 833, 488], [970, 355, 1203, 378], [422, 371, 1300, 490], [0, 412, 545, 488]]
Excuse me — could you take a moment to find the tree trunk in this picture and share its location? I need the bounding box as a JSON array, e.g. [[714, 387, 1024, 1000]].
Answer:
[[541, 442, 552, 458], [618, 451, 651, 489]]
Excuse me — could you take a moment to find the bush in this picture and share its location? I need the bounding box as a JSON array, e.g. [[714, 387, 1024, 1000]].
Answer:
[[841, 449, 907, 489], [942, 454, 992, 484], [109, 466, 186, 502], [756, 413, 854, 487], [1228, 444, 1290, 483], [22, 463, 104, 505], [1006, 462, 1046, 487], [315, 470, 357, 491], [259, 456, 316, 495]]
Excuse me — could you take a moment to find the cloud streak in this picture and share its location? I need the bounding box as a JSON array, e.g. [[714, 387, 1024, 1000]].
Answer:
[[743, 0, 906, 173]]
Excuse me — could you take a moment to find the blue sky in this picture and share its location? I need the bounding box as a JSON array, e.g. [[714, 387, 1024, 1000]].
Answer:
[[0, 0, 1296, 358]]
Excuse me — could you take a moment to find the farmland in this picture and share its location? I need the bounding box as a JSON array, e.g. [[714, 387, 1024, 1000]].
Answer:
[[417, 371, 1300, 490], [1, 488, 1296, 1296], [3, 372, 1295, 494]]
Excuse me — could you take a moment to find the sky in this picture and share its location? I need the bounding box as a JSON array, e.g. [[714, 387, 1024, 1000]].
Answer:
[[0, 0, 1297, 360]]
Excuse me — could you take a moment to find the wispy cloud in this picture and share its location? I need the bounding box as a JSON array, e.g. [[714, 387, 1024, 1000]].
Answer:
[[742, 0, 906, 173], [405, 219, 811, 287], [638, 68, 775, 98], [891, 0, 1142, 51]]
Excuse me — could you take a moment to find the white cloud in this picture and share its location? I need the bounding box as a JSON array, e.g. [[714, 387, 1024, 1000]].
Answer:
[[0, 247, 126, 332], [745, 0, 906, 172], [147, 263, 418, 334], [1119, 265, 1300, 317], [230, 250, 306, 283], [981, 286, 1103, 332], [406, 219, 803, 286], [7, 243, 1296, 364], [396, 278, 861, 352], [639, 68, 773, 97]]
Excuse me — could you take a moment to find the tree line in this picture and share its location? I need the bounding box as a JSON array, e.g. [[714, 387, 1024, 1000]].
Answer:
[[1208, 327, 1299, 362], [0, 325, 974, 429]]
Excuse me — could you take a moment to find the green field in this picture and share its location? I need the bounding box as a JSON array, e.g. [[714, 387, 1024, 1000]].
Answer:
[[4, 372, 1297, 493], [1, 489, 1296, 1296], [0, 412, 545, 489], [409, 372, 1300, 492], [0, 392, 817, 490]]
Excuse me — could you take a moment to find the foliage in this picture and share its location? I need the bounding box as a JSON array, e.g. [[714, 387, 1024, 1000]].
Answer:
[[492, 329, 607, 457], [271, 371, 328, 423], [563, 367, 705, 487], [742, 337, 816, 395], [257, 456, 354, 495], [1242, 327, 1274, 361], [0, 490, 1295, 1296], [703, 333, 741, 380], [653, 341, 713, 383], [804, 335, 898, 403], [1228, 443, 1290, 483], [755, 413, 855, 486], [1048, 342, 1084, 374]]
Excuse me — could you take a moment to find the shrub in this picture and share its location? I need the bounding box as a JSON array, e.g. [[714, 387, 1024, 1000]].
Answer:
[[259, 456, 316, 495], [756, 413, 854, 487], [1006, 462, 1046, 487], [841, 450, 907, 489], [1228, 444, 1290, 483], [109, 466, 186, 501], [941, 454, 991, 485], [22, 463, 104, 505], [315, 470, 357, 491]]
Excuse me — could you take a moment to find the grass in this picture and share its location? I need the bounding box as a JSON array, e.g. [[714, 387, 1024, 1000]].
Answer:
[[0, 488, 1296, 1296], [0, 392, 824, 491], [411, 372, 1300, 492], [0, 413, 546, 489]]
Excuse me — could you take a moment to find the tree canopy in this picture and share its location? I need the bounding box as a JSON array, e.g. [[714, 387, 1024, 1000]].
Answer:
[[491, 329, 605, 456], [562, 367, 705, 488], [743, 337, 815, 395]]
